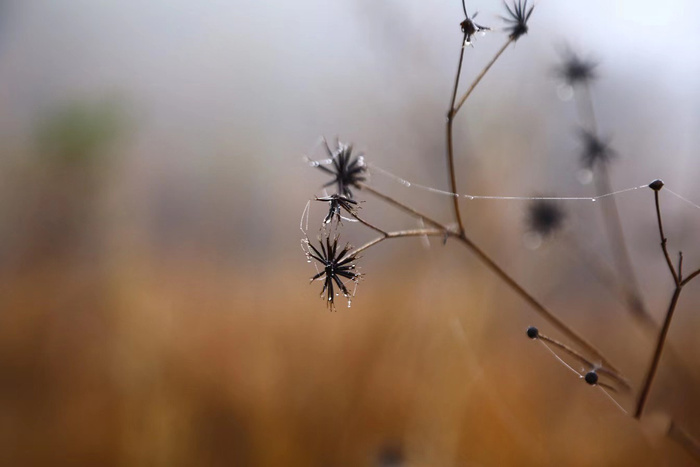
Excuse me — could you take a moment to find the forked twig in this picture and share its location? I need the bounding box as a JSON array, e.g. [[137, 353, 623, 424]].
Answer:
[[635, 183, 700, 419]]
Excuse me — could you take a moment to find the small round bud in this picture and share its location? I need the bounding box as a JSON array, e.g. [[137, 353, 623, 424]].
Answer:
[[584, 371, 598, 385], [648, 179, 664, 191], [526, 326, 539, 339]]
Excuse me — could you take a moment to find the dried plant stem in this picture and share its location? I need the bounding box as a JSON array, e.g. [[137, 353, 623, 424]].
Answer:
[[352, 229, 447, 256], [668, 422, 700, 462], [635, 189, 699, 419], [578, 82, 598, 133], [595, 168, 654, 325], [681, 268, 700, 286], [635, 286, 682, 419], [358, 183, 450, 231], [563, 233, 648, 318], [446, 31, 469, 235], [538, 333, 628, 387], [358, 183, 618, 371], [346, 210, 387, 236], [576, 82, 653, 326], [453, 229, 618, 371], [654, 189, 679, 285], [453, 38, 513, 115]]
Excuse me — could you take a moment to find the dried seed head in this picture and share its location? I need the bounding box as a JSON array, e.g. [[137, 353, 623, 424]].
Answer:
[[556, 50, 597, 87], [377, 443, 404, 467], [316, 194, 358, 225], [526, 326, 539, 339], [461, 12, 490, 46], [579, 129, 615, 169], [306, 235, 361, 310], [502, 0, 534, 41], [648, 179, 664, 191], [526, 199, 566, 237], [316, 140, 367, 199], [584, 371, 599, 385]]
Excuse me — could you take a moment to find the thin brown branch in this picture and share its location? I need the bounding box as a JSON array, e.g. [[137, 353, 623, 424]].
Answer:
[[574, 81, 653, 325], [564, 233, 655, 331], [635, 282, 683, 419], [453, 38, 513, 115], [539, 333, 628, 388], [681, 268, 700, 287], [445, 32, 469, 235], [452, 230, 619, 371], [595, 167, 654, 324], [668, 421, 700, 462], [351, 229, 447, 257], [358, 183, 450, 232], [359, 182, 618, 372], [654, 189, 680, 286], [345, 210, 387, 236]]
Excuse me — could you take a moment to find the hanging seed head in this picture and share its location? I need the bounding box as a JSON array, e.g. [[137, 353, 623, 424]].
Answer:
[[315, 194, 358, 225], [461, 12, 490, 46]]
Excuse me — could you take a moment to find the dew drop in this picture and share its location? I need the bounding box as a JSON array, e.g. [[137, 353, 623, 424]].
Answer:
[[523, 232, 542, 250], [576, 169, 593, 185], [557, 83, 574, 101], [347, 300, 352, 308]]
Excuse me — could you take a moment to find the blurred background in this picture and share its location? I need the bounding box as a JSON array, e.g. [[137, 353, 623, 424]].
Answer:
[[1, 0, 700, 465]]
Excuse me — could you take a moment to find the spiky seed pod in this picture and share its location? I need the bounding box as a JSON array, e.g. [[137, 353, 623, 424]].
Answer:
[[579, 129, 615, 169], [527, 199, 566, 238], [502, 0, 534, 41], [307, 236, 361, 309], [315, 194, 358, 225], [556, 50, 597, 87], [315, 141, 366, 199], [461, 12, 490, 46]]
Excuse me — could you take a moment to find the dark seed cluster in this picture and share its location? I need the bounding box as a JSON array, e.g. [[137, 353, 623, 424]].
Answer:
[[556, 50, 597, 87], [307, 236, 361, 309], [315, 141, 366, 199], [502, 0, 534, 41], [579, 129, 615, 169], [316, 194, 358, 225], [527, 199, 566, 237]]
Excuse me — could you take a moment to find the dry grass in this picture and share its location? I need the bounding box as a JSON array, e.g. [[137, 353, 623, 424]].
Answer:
[[1, 245, 696, 466]]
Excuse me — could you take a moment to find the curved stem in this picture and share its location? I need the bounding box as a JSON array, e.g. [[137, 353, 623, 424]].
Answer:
[[359, 183, 619, 372], [358, 183, 450, 232], [576, 80, 653, 325], [453, 231, 618, 371], [453, 38, 513, 115], [446, 32, 469, 235], [352, 229, 447, 256], [635, 286, 682, 419], [681, 268, 700, 287], [654, 190, 680, 286]]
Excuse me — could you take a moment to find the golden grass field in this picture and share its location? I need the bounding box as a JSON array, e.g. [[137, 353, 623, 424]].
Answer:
[[2, 232, 698, 466]]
